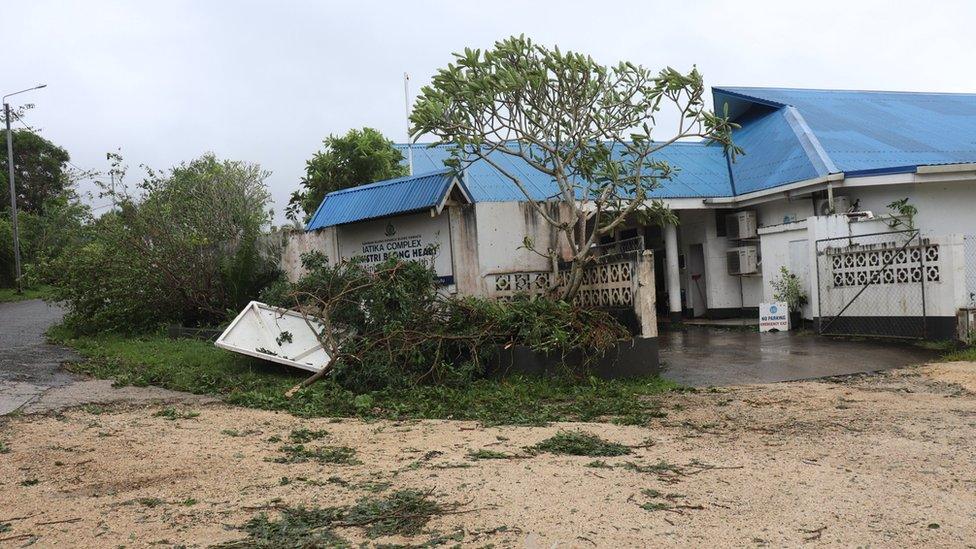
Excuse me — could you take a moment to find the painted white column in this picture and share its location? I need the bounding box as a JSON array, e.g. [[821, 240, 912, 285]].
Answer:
[[663, 223, 682, 323]]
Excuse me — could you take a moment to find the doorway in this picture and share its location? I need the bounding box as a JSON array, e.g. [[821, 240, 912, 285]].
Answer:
[[688, 244, 707, 317]]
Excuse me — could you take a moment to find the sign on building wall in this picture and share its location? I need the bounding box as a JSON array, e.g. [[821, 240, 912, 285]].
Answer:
[[759, 301, 790, 332], [336, 211, 455, 285]]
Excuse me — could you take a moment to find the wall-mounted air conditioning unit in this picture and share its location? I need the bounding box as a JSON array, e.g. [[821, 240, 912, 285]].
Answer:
[[727, 246, 759, 275], [725, 211, 757, 240], [816, 196, 851, 216]]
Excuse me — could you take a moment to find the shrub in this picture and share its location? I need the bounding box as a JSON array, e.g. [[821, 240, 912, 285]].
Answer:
[[770, 266, 808, 313], [263, 253, 630, 391], [47, 154, 280, 332]]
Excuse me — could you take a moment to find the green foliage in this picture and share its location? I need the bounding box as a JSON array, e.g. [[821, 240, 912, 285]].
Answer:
[[0, 129, 71, 215], [270, 444, 359, 465], [288, 428, 329, 443], [526, 430, 631, 456], [215, 505, 348, 548], [46, 154, 279, 332], [943, 346, 976, 362], [410, 35, 739, 298], [152, 407, 200, 421], [467, 449, 514, 460], [0, 192, 90, 288], [216, 490, 449, 547], [344, 489, 444, 538], [286, 128, 408, 221], [0, 284, 54, 302], [267, 253, 630, 391], [770, 266, 808, 313], [49, 325, 675, 425], [886, 197, 918, 230]]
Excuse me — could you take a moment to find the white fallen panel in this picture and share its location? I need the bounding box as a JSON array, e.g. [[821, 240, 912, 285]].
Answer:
[[215, 301, 331, 373]]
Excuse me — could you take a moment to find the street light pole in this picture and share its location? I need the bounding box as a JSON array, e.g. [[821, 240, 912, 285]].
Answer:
[[3, 84, 46, 293]]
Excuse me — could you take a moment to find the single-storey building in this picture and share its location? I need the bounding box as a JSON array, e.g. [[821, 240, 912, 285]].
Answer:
[[285, 86, 976, 341]]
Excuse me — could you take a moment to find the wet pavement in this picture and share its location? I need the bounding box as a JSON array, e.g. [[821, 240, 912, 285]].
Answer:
[[658, 325, 940, 387], [0, 299, 211, 414], [0, 299, 80, 414]]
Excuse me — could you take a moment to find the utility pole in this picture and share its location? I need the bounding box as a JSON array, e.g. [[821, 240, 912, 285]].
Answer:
[[404, 72, 413, 176], [4, 102, 21, 292], [3, 84, 47, 293]]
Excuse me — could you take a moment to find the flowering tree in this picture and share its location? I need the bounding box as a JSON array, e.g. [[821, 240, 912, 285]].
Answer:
[[411, 35, 739, 299]]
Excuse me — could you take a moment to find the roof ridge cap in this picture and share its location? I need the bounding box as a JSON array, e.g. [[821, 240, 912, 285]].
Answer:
[[325, 168, 452, 197], [781, 106, 838, 175]]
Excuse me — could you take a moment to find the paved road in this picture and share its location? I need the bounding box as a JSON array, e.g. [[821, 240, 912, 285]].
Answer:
[[0, 299, 212, 415], [659, 325, 940, 386], [0, 299, 80, 414]]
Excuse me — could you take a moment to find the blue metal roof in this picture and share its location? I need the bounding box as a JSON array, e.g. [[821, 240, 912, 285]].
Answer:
[[305, 169, 460, 230], [305, 87, 976, 229], [715, 86, 976, 177], [399, 142, 733, 201]]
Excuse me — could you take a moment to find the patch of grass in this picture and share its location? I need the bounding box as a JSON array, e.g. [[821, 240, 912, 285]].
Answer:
[[943, 346, 976, 362], [20, 478, 40, 486], [0, 285, 54, 303], [288, 428, 329, 443], [356, 480, 392, 493], [269, 444, 359, 465], [0, 441, 9, 454], [467, 449, 515, 460], [153, 407, 200, 421], [526, 431, 631, 457], [136, 497, 164, 508], [214, 489, 453, 547], [586, 460, 613, 469], [50, 326, 677, 425], [0, 522, 11, 534]]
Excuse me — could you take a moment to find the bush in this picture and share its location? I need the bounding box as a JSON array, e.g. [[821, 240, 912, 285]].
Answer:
[[47, 154, 280, 332], [0, 193, 89, 288], [264, 253, 630, 391]]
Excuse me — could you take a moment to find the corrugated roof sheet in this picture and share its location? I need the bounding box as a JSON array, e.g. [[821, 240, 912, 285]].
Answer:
[[399, 142, 733, 201], [724, 106, 823, 195], [305, 87, 976, 229], [305, 169, 457, 230], [715, 86, 976, 176]]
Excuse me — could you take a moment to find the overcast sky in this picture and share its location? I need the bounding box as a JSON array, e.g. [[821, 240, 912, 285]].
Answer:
[[9, 0, 976, 223]]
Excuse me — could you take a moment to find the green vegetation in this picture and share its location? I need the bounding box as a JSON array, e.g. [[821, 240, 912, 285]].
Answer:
[[50, 324, 675, 424], [467, 449, 515, 460], [411, 36, 737, 300], [0, 440, 9, 454], [47, 153, 279, 333], [215, 489, 453, 547], [152, 407, 200, 421], [943, 346, 976, 362], [269, 444, 359, 465], [262, 253, 631, 391], [288, 428, 329, 443], [285, 127, 409, 221], [526, 431, 631, 457], [0, 285, 55, 303]]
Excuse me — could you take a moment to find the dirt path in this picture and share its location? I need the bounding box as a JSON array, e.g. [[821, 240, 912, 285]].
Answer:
[[2, 362, 974, 548]]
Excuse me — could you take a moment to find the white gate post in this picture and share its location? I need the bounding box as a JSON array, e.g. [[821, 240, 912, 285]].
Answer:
[[636, 250, 658, 337]]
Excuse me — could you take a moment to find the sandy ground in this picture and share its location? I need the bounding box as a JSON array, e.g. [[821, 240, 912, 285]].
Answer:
[[2, 362, 975, 548]]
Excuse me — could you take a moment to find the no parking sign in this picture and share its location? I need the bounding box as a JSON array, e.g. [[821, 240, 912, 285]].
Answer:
[[759, 302, 790, 332]]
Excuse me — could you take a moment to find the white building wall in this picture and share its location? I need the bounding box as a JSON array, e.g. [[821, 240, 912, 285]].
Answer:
[[472, 202, 570, 295], [281, 227, 338, 282], [678, 209, 762, 315], [753, 179, 976, 322]]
